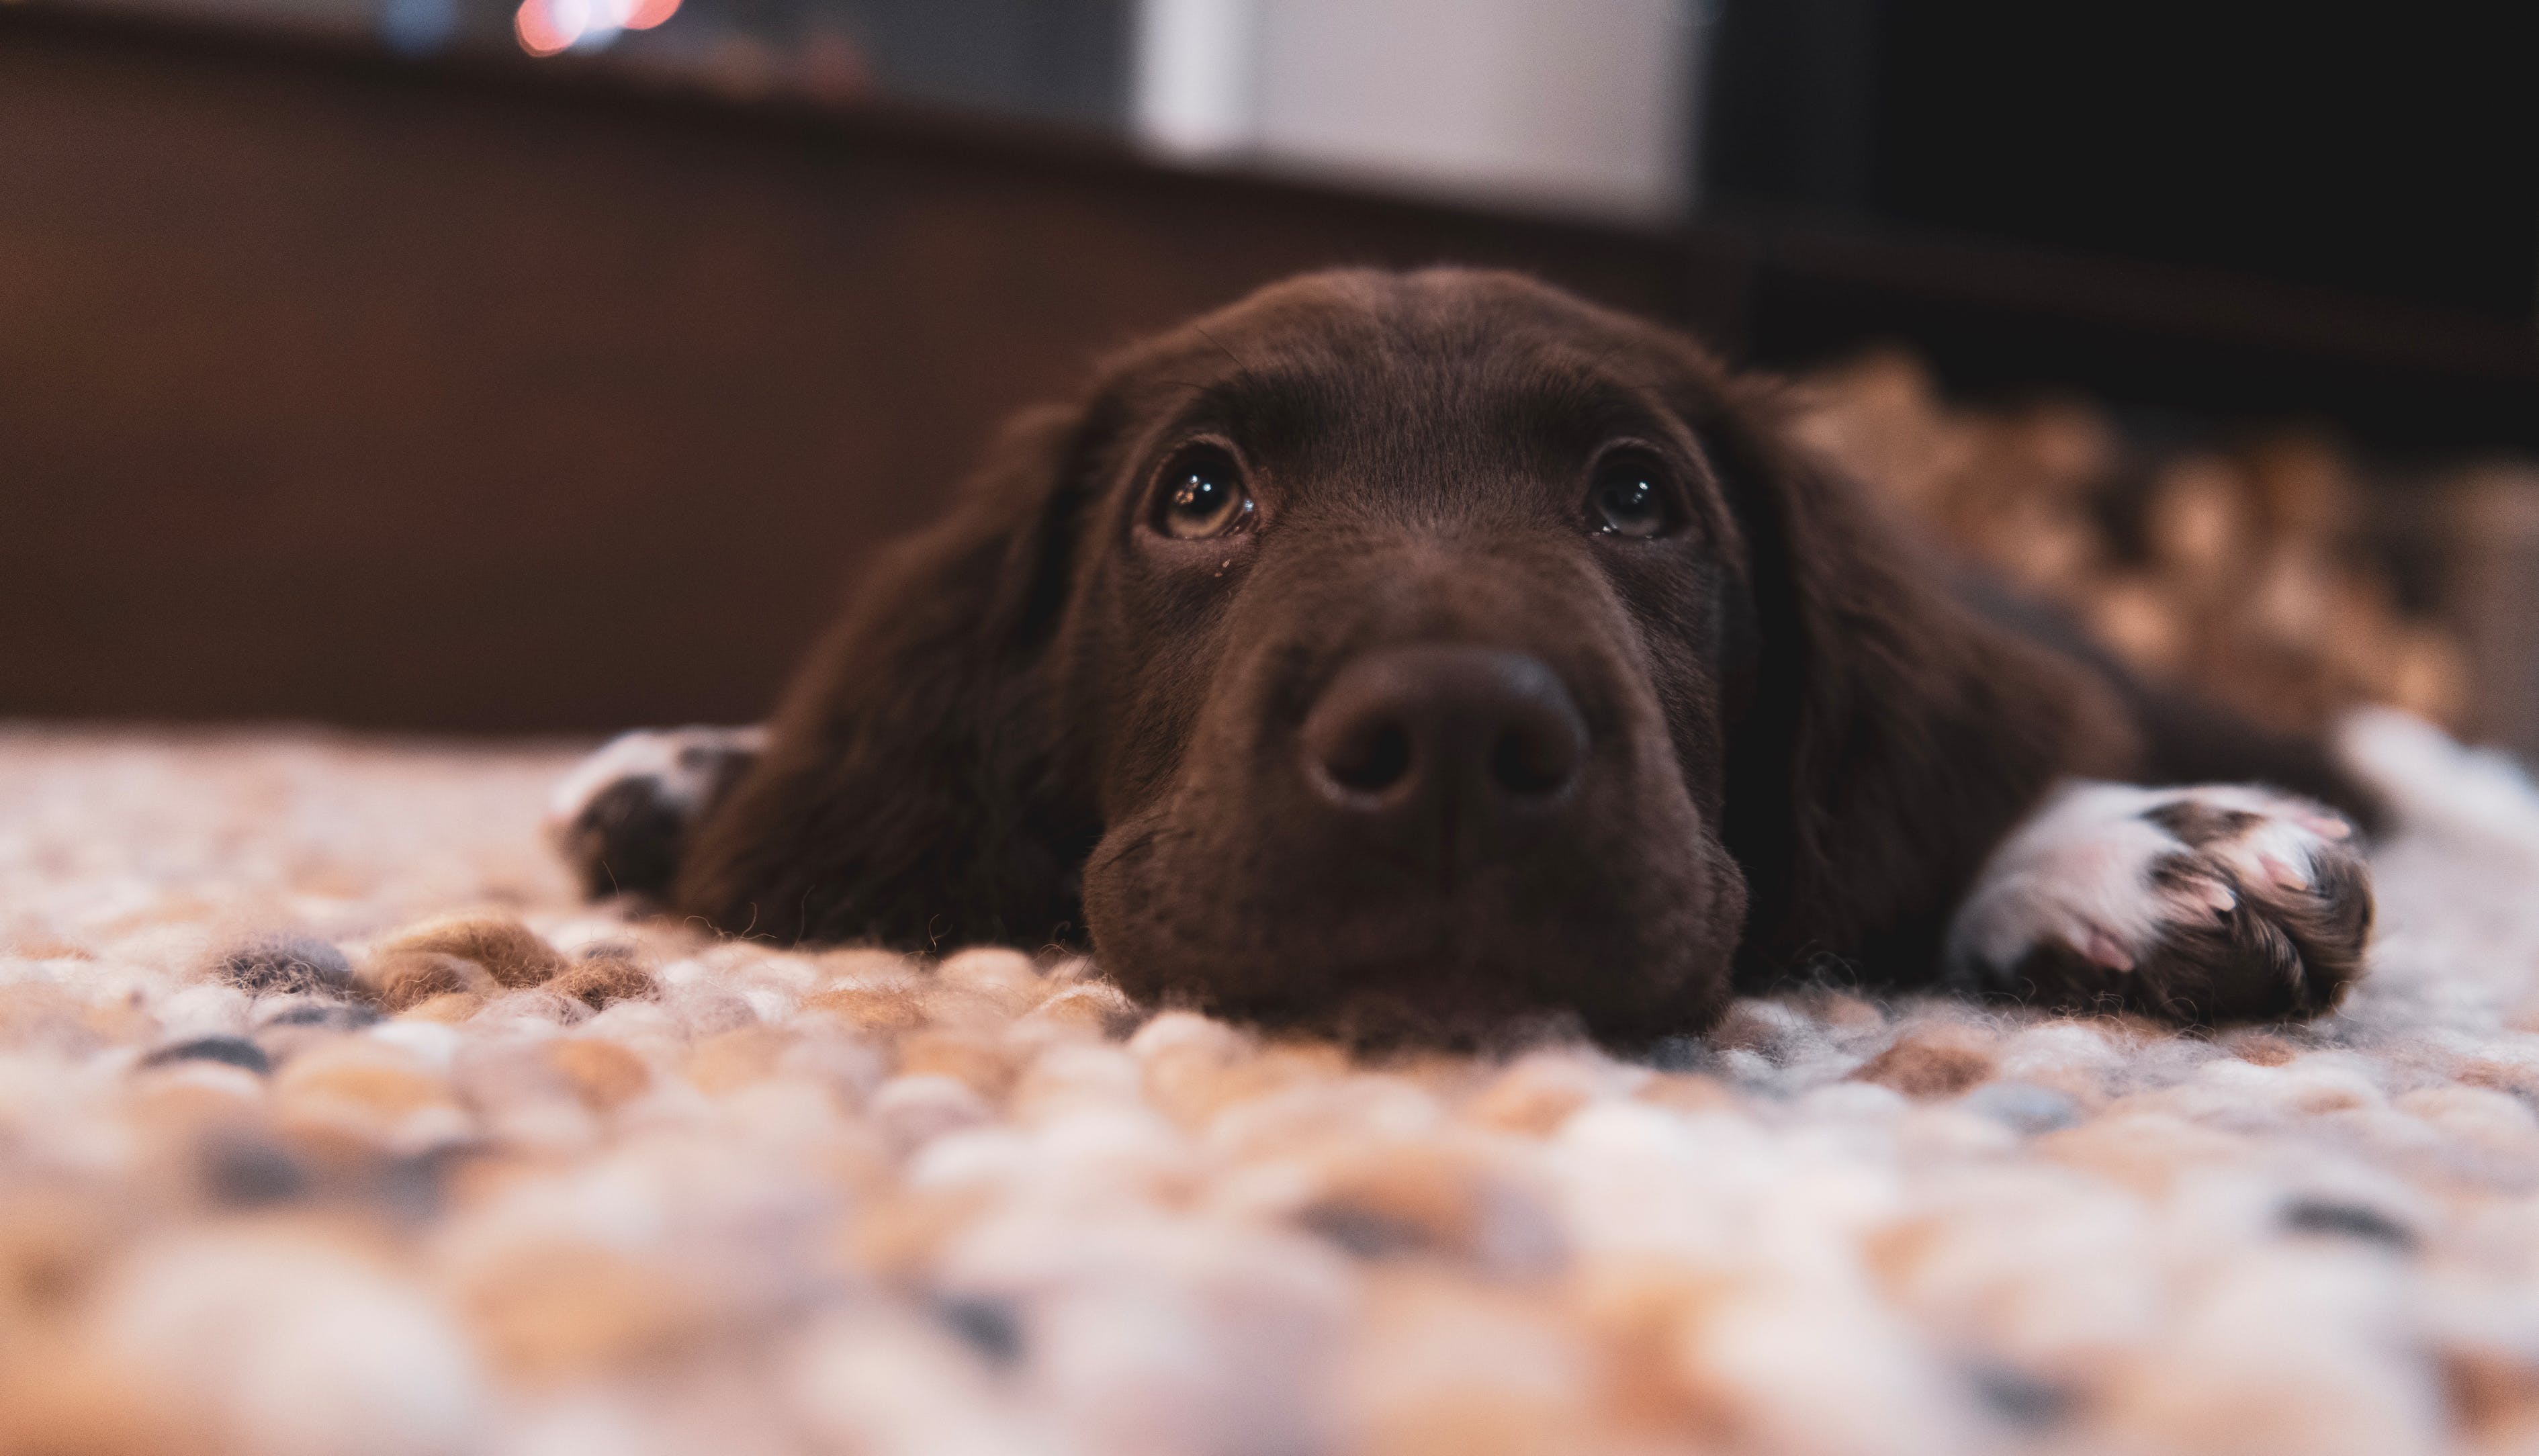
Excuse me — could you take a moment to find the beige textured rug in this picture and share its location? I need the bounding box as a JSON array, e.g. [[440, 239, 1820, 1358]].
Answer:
[[7, 719, 2539, 1456]]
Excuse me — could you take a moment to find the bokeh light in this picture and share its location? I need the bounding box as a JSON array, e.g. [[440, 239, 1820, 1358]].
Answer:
[[514, 0, 678, 56]]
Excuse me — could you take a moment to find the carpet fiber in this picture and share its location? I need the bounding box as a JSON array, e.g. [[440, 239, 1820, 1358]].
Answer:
[[7, 719, 2539, 1455]]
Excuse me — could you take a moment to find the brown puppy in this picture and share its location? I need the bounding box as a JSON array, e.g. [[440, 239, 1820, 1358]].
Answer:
[[556, 269, 2374, 1043]]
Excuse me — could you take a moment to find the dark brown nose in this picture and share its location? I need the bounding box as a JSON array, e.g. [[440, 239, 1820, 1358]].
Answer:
[[1299, 645, 1587, 849]]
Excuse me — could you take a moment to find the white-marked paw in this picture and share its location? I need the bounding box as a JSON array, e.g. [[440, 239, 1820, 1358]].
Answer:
[[545, 725, 766, 899], [1944, 781, 2371, 1023]]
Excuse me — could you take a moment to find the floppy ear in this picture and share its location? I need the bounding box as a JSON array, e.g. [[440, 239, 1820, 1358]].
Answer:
[[1694, 373, 2142, 981], [673, 400, 1111, 949]]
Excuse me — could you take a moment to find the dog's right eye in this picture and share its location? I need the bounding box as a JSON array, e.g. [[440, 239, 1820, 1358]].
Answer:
[[1151, 446, 1255, 541], [1585, 449, 1681, 540]]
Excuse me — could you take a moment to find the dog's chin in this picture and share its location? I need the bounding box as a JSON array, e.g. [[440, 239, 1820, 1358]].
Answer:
[[1084, 848, 1744, 1048]]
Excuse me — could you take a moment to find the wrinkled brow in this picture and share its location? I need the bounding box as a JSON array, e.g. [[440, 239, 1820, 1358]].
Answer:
[[1135, 361, 1355, 455], [1116, 330, 1699, 480], [1497, 355, 1693, 456]]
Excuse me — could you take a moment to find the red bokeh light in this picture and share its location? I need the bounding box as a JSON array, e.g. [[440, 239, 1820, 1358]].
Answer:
[[513, 0, 573, 56]]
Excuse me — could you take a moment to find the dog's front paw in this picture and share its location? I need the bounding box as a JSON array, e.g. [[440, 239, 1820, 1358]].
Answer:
[[1945, 782, 2371, 1023], [545, 726, 766, 901]]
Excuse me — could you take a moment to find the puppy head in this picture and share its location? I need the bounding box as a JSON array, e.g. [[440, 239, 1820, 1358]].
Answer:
[[678, 269, 2038, 1042], [1056, 271, 1769, 1041]]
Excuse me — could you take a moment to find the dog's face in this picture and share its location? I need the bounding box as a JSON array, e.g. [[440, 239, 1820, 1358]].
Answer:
[[1045, 273, 1756, 1038], [680, 267, 2074, 1042]]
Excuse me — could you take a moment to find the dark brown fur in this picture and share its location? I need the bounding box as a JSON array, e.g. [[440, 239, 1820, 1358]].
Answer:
[[671, 269, 2372, 1042]]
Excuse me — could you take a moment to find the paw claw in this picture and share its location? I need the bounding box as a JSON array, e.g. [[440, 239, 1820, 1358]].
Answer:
[[2080, 928, 2134, 972], [2180, 876, 2236, 916], [2259, 852, 2309, 892]]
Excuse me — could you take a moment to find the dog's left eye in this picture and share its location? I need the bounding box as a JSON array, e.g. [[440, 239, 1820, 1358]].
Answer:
[[1586, 455, 1675, 539], [1153, 446, 1255, 541]]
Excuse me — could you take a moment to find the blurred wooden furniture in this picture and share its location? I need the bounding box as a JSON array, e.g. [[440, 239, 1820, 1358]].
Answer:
[[3, 7, 2534, 737]]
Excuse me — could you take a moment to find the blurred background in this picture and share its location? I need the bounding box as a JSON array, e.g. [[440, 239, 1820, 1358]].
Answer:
[[3, 0, 2534, 755]]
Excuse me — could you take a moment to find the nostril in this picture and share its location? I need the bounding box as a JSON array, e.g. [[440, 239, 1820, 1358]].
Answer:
[[1324, 719, 1415, 794], [1490, 726, 1576, 796]]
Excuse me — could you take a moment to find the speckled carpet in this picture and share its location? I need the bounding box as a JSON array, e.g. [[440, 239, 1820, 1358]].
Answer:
[[7, 716, 2539, 1456]]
